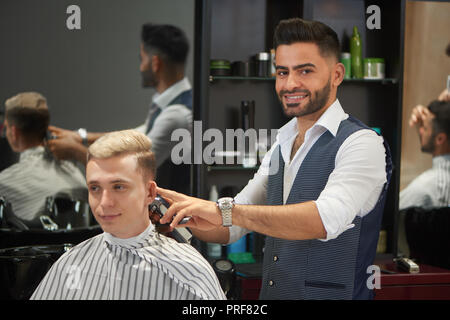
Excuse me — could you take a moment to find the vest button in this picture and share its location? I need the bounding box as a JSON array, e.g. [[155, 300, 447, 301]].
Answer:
[[268, 280, 274, 286], [273, 255, 278, 262]]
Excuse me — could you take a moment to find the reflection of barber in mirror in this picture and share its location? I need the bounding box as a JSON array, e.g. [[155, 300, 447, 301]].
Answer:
[[0, 92, 87, 222], [399, 100, 450, 210], [31, 130, 225, 300], [46, 23, 192, 194]]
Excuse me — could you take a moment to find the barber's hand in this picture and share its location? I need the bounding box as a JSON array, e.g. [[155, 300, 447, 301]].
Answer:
[[46, 125, 86, 162], [156, 187, 222, 231], [149, 211, 172, 234], [409, 104, 431, 130], [438, 88, 450, 102], [48, 125, 81, 142]]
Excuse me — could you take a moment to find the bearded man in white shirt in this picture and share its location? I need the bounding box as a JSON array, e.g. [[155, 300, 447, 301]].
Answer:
[[31, 130, 225, 300], [157, 18, 392, 300]]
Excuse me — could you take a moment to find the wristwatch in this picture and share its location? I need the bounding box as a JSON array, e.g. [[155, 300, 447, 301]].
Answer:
[[217, 197, 235, 227], [77, 128, 88, 147]]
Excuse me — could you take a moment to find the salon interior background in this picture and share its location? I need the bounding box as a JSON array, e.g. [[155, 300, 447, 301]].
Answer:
[[1, 0, 450, 191]]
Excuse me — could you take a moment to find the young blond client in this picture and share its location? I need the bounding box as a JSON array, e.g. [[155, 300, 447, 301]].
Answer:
[[31, 130, 225, 300]]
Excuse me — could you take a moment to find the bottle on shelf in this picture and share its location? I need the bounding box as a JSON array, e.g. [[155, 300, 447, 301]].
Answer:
[[350, 26, 363, 79], [340, 52, 351, 79], [240, 100, 257, 168]]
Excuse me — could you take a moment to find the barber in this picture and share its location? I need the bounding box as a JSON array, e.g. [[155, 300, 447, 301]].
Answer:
[[157, 18, 391, 300]]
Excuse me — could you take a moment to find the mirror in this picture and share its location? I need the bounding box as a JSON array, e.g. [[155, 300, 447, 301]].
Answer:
[[0, 0, 195, 244], [398, 0, 450, 258]]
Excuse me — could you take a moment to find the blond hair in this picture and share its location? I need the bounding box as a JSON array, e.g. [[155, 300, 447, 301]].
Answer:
[[4, 92, 49, 140], [87, 130, 156, 180]]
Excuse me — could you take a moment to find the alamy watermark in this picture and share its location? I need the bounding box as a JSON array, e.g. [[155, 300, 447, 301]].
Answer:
[[366, 265, 381, 290], [366, 5, 381, 30], [170, 121, 280, 175], [66, 5, 81, 30], [65, 265, 82, 290]]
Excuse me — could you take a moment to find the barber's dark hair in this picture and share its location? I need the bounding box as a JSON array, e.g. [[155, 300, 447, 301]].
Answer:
[[141, 23, 189, 66], [428, 100, 450, 138], [273, 18, 340, 61]]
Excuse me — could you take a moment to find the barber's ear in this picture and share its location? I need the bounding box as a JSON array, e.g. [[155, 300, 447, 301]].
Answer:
[[151, 55, 161, 73], [435, 132, 448, 146], [333, 62, 345, 87]]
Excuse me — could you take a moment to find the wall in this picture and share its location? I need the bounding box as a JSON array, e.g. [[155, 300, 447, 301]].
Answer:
[[0, 0, 194, 132], [401, 0, 450, 190]]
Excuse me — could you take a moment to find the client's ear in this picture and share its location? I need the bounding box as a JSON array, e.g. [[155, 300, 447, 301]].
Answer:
[[146, 180, 157, 204]]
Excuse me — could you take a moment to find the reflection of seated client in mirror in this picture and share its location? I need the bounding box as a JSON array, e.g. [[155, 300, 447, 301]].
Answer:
[[400, 100, 450, 210], [398, 100, 450, 259], [0, 92, 87, 222]]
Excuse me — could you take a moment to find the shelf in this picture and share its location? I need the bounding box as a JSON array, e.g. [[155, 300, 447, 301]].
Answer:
[[342, 78, 399, 85], [209, 75, 398, 85], [209, 75, 275, 82], [207, 165, 259, 172]]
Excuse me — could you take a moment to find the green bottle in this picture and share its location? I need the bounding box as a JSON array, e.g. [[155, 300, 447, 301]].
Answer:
[[350, 26, 363, 79]]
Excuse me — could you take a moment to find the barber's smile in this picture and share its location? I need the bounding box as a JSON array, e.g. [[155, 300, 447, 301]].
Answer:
[[283, 91, 309, 107]]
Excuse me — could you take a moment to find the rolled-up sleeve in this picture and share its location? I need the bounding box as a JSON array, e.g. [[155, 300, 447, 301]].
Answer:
[[315, 129, 387, 241], [227, 142, 276, 244]]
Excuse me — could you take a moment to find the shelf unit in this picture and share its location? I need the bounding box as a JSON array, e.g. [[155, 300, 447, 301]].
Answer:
[[193, 0, 405, 261], [210, 75, 399, 84]]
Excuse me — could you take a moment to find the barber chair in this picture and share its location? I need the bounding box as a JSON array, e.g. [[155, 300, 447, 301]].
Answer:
[[402, 206, 450, 270], [0, 195, 102, 249], [0, 243, 72, 300], [0, 196, 101, 300]]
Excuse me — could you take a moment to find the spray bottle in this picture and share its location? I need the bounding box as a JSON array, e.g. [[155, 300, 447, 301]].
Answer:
[[350, 26, 363, 79]]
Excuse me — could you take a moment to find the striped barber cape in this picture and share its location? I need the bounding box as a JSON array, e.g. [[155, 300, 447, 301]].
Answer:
[[30, 223, 226, 300]]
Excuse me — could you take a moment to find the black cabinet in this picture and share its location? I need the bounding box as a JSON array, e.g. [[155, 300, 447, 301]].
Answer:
[[193, 0, 405, 258]]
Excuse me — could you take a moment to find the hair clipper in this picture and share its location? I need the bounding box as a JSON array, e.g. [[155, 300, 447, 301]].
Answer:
[[149, 195, 192, 244]]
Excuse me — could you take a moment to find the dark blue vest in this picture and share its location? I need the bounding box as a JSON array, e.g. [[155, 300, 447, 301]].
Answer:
[[260, 116, 392, 300], [152, 89, 192, 194]]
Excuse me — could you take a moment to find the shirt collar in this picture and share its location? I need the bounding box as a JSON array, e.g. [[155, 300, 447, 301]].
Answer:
[[19, 145, 46, 161], [433, 154, 450, 167], [152, 77, 191, 110], [314, 99, 348, 137], [278, 99, 347, 142], [103, 222, 157, 249]]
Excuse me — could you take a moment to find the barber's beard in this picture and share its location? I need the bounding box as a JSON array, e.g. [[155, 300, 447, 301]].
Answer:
[[279, 78, 331, 118], [141, 69, 158, 88], [421, 132, 436, 153]]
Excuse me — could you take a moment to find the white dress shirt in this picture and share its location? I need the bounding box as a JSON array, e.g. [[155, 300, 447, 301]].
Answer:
[[31, 223, 226, 300], [135, 77, 193, 167], [230, 99, 387, 242]]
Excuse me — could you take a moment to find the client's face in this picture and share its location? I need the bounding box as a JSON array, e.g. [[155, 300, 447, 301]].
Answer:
[[86, 154, 156, 239]]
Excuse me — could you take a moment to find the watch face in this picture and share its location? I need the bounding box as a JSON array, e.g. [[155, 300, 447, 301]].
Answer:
[[221, 202, 232, 210], [218, 197, 234, 209]]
